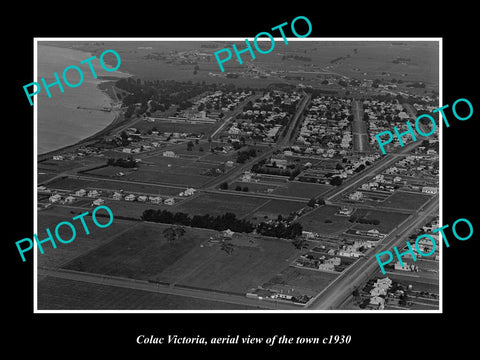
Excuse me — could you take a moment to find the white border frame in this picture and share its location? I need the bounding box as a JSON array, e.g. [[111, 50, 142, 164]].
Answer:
[[33, 37, 442, 314]]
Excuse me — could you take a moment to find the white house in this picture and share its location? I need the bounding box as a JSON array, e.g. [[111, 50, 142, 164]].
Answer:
[[87, 190, 100, 198], [422, 186, 438, 194], [163, 151, 176, 158], [164, 197, 175, 205], [92, 198, 105, 206], [64, 196, 76, 204], [49, 194, 62, 203], [149, 196, 162, 204], [125, 194, 136, 201], [75, 189, 86, 197], [137, 195, 148, 202], [112, 192, 123, 200]]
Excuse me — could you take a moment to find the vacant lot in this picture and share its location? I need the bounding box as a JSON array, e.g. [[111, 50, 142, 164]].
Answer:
[[155, 236, 296, 294], [132, 118, 217, 136], [273, 181, 332, 199], [37, 277, 259, 310], [174, 192, 268, 217], [248, 199, 305, 222], [36, 209, 135, 268], [62, 222, 212, 278], [349, 210, 410, 234], [262, 266, 339, 297], [382, 191, 433, 210], [300, 205, 367, 235]]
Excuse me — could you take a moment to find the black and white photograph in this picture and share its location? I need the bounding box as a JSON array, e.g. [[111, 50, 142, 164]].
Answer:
[[34, 39, 441, 312], [6, 6, 478, 355]]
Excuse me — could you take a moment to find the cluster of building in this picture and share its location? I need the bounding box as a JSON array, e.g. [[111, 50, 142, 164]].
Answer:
[[296, 96, 353, 152], [294, 253, 343, 272], [347, 152, 438, 202], [41, 185, 197, 208], [223, 91, 300, 143], [365, 99, 439, 151], [368, 277, 393, 310], [299, 152, 380, 185]]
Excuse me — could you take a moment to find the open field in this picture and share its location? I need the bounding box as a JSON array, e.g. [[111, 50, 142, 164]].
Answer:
[[62, 222, 211, 278], [46, 176, 183, 196], [37, 277, 259, 310], [60, 219, 298, 295], [382, 191, 433, 210], [262, 266, 339, 297], [348, 209, 410, 234], [299, 205, 367, 235], [174, 192, 269, 217], [154, 236, 297, 294], [273, 181, 332, 198], [37, 210, 136, 268], [248, 199, 305, 221], [132, 118, 218, 136]]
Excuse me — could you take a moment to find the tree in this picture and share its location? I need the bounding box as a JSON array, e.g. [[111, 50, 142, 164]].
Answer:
[[307, 198, 316, 207], [174, 226, 186, 240], [163, 227, 176, 243], [330, 176, 343, 186], [187, 141, 194, 151], [292, 237, 308, 250], [235, 185, 242, 191], [242, 186, 248, 192], [220, 182, 229, 190], [220, 241, 234, 255]]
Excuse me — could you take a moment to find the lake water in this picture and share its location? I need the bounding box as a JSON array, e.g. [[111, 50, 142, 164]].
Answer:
[[37, 44, 130, 154]]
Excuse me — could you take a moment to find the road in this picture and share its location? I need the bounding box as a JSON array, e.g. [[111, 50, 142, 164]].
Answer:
[[321, 140, 422, 203], [38, 267, 301, 310], [306, 194, 439, 309], [278, 93, 311, 148], [210, 94, 261, 139], [352, 100, 370, 153]]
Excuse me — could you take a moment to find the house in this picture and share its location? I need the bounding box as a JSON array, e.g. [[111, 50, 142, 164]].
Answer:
[[112, 192, 123, 200], [349, 191, 363, 201], [52, 155, 64, 160], [64, 196, 76, 204], [422, 186, 438, 194], [183, 188, 196, 196], [225, 160, 234, 167], [49, 194, 62, 203], [87, 190, 100, 198], [122, 148, 132, 154], [223, 229, 235, 238], [163, 151, 176, 158], [338, 206, 354, 216], [137, 195, 148, 202], [164, 197, 175, 205], [302, 231, 316, 239], [75, 189, 87, 197], [149, 196, 162, 204], [367, 229, 383, 238], [125, 194, 136, 201], [92, 198, 105, 206], [370, 296, 385, 309]]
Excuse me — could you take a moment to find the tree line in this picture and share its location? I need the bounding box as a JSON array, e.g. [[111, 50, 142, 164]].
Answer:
[[141, 209, 303, 240]]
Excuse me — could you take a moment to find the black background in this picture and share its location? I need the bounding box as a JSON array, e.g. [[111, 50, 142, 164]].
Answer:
[[6, 3, 478, 356]]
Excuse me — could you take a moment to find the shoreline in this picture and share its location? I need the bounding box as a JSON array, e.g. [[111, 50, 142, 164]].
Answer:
[[37, 44, 133, 160], [38, 80, 127, 160]]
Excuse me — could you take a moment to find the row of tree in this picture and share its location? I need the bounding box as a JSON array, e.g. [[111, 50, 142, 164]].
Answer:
[[107, 157, 137, 168], [141, 209, 303, 240], [142, 209, 254, 233]]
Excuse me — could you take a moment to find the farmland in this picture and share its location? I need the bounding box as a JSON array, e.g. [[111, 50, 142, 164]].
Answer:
[[262, 266, 339, 297], [62, 222, 212, 277], [382, 191, 433, 211], [37, 277, 259, 310], [59, 219, 299, 295]]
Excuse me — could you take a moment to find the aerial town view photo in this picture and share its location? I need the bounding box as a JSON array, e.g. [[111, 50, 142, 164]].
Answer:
[[35, 39, 440, 311]]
